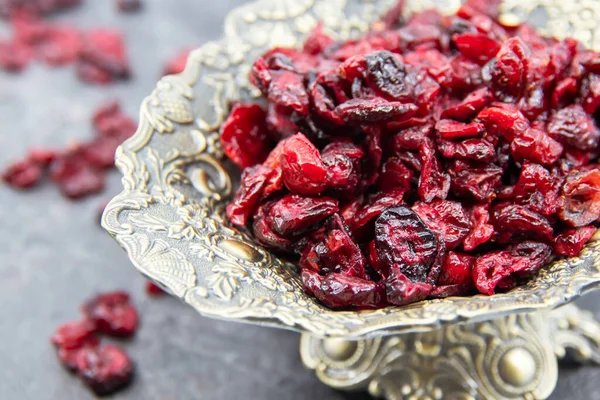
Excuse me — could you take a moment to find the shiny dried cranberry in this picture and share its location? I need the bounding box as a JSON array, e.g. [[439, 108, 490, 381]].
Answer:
[[413, 200, 470, 250], [463, 204, 494, 250], [581, 74, 600, 115], [477, 103, 529, 141], [437, 138, 496, 162], [552, 77, 578, 109], [511, 127, 563, 166], [51, 319, 97, 350], [302, 269, 386, 309], [507, 241, 553, 278], [385, 266, 433, 306], [449, 162, 503, 202], [220, 103, 272, 168], [375, 206, 442, 284], [454, 33, 501, 65], [226, 165, 276, 227], [303, 23, 334, 56], [512, 162, 561, 216], [440, 87, 491, 121], [163, 48, 191, 75], [547, 105, 600, 151], [281, 133, 328, 196], [559, 169, 600, 227], [351, 189, 405, 236], [492, 203, 554, 244], [436, 119, 484, 140], [252, 202, 293, 252], [483, 37, 530, 101], [472, 251, 530, 295], [2, 159, 42, 189], [145, 281, 165, 296], [554, 226, 597, 257], [75, 344, 134, 395], [322, 141, 363, 195], [82, 291, 138, 337], [438, 251, 475, 286], [336, 98, 418, 123], [269, 195, 338, 237], [378, 158, 413, 192]]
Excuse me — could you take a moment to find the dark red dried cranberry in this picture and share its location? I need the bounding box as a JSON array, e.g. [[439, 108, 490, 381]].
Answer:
[[303, 23, 334, 56], [547, 105, 600, 151], [51, 319, 97, 350], [221, 103, 272, 168], [302, 269, 386, 309], [82, 291, 138, 337], [269, 195, 338, 237], [464, 204, 494, 250], [436, 119, 484, 140], [145, 281, 165, 296], [413, 200, 470, 250], [492, 203, 554, 244], [281, 133, 328, 196], [438, 251, 475, 286], [385, 266, 433, 306], [252, 202, 293, 252], [375, 206, 442, 284], [554, 226, 597, 257], [76, 344, 134, 396], [510, 127, 563, 166], [559, 169, 600, 227], [2, 160, 42, 189], [472, 251, 530, 295], [57, 338, 100, 372], [440, 87, 491, 121], [454, 33, 501, 65]]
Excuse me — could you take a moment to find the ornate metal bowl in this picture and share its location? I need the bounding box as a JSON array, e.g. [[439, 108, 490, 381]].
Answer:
[[102, 0, 600, 339]]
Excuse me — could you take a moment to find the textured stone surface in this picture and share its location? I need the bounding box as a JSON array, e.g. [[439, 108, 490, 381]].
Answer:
[[0, 1, 598, 399]]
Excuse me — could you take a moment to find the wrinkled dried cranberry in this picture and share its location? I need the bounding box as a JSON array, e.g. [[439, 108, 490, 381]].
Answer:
[[438, 251, 475, 286], [464, 204, 494, 251], [512, 162, 561, 216], [436, 119, 484, 140], [454, 33, 501, 65], [559, 169, 600, 227], [492, 203, 554, 244], [302, 269, 386, 309], [554, 226, 597, 257], [57, 338, 100, 372], [78, 29, 130, 84], [472, 251, 530, 295], [270, 195, 338, 237], [281, 133, 328, 196], [375, 206, 442, 283], [547, 105, 600, 151], [2, 160, 42, 189], [51, 319, 97, 350], [385, 266, 433, 306], [413, 200, 470, 250], [510, 127, 563, 166], [82, 291, 138, 337], [76, 344, 134, 396], [220, 103, 271, 168], [252, 202, 293, 252]]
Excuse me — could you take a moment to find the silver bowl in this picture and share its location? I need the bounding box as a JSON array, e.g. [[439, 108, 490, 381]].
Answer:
[[102, 1, 600, 398]]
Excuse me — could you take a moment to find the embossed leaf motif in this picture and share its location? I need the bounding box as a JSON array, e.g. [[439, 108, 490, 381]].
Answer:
[[118, 235, 196, 297], [207, 262, 249, 300]]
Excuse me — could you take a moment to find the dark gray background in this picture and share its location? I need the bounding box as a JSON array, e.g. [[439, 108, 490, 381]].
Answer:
[[0, 1, 599, 399]]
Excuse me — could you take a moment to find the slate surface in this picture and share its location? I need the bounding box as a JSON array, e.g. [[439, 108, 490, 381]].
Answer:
[[1, 1, 599, 399]]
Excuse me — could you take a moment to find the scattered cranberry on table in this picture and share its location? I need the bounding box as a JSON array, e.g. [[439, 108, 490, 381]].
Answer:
[[223, 0, 600, 309], [52, 291, 136, 395]]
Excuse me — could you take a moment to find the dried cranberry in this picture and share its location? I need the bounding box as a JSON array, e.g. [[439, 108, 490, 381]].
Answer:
[[226, 165, 276, 227], [454, 33, 501, 65], [385, 266, 433, 306], [472, 251, 530, 295], [463, 204, 494, 250], [375, 206, 442, 284], [302, 269, 386, 309], [547, 105, 600, 151], [559, 169, 600, 227], [438, 251, 475, 286], [336, 98, 418, 124], [220, 103, 271, 168], [492, 204, 554, 244], [2, 160, 42, 189], [145, 281, 165, 296], [436, 119, 484, 140], [512, 162, 561, 216], [281, 133, 328, 196], [0, 40, 31, 71], [303, 23, 334, 56], [76, 344, 134, 395], [511, 127, 563, 166], [269, 195, 338, 237], [57, 338, 100, 372], [82, 291, 138, 337], [554, 226, 597, 257], [413, 200, 470, 250], [440, 87, 491, 121], [252, 202, 293, 252], [51, 319, 97, 350], [78, 29, 130, 84]]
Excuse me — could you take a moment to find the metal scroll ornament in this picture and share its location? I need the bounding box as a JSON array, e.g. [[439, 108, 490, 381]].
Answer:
[[102, 0, 600, 399]]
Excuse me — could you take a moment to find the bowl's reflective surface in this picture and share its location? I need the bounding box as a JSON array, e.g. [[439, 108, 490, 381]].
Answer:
[[102, 0, 600, 338]]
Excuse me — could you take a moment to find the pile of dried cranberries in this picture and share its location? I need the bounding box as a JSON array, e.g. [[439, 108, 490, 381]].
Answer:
[[223, 0, 600, 309]]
